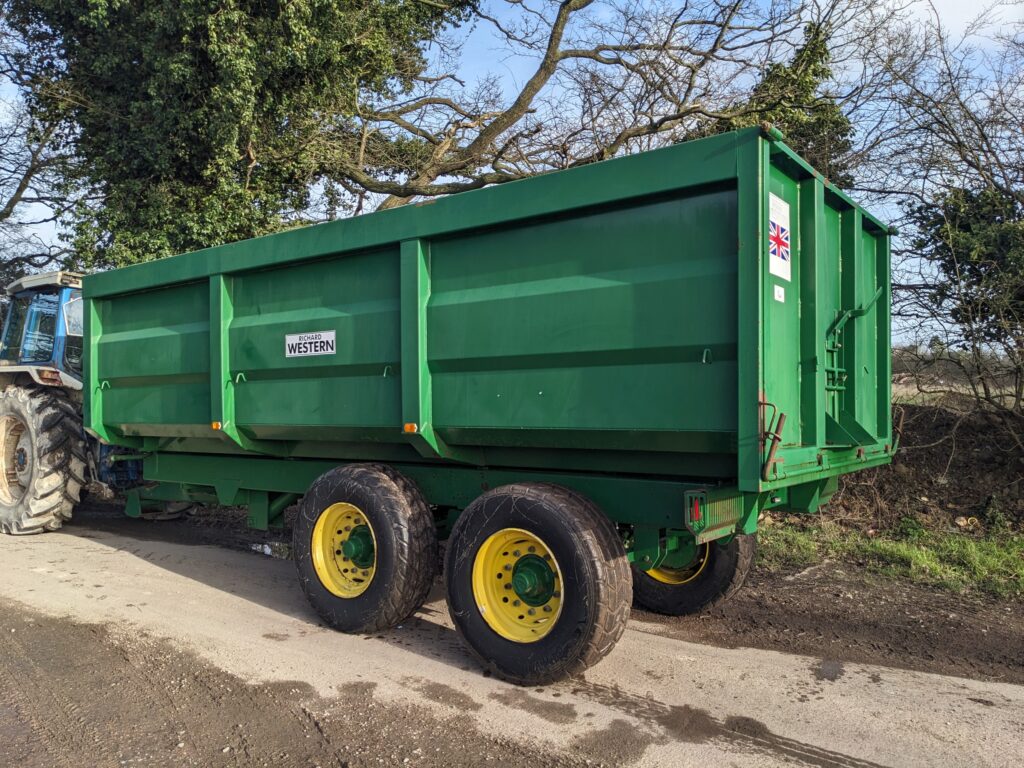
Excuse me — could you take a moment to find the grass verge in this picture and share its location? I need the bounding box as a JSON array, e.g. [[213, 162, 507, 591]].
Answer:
[[757, 520, 1024, 599]]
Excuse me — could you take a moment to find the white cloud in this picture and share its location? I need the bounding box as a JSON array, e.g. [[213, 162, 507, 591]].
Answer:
[[915, 0, 1024, 36]]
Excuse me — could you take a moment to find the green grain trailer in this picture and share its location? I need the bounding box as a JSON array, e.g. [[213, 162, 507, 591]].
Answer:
[[27, 127, 895, 683]]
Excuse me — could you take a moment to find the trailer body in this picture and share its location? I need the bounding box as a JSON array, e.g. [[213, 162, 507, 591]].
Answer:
[[82, 127, 892, 554]]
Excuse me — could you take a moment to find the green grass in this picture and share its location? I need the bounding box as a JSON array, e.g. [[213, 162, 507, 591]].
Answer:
[[757, 521, 1024, 599], [756, 524, 822, 571]]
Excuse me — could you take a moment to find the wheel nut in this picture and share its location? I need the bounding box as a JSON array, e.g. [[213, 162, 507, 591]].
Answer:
[[504, 564, 512, 571], [512, 600, 521, 607], [527, 608, 535, 616], [528, 546, 535, 553], [543, 605, 552, 613], [512, 550, 520, 557]]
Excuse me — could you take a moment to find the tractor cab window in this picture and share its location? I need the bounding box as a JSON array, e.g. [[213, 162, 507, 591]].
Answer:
[[16, 293, 59, 364], [0, 295, 31, 362], [63, 291, 83, 373]]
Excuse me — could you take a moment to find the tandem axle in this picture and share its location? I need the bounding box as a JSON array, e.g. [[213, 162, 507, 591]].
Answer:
[[130, 451, 841, 570]]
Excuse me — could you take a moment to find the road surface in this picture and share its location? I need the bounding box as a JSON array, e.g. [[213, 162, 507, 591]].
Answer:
[[0, 512, 1021, 767]]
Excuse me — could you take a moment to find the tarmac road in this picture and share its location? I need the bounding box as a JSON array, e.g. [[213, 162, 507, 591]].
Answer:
[[0, 513, 1021, 768]]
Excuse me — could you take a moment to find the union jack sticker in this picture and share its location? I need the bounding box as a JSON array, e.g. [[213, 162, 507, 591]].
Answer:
[[769, 220, 790, 262], [768, 194, 792, 282]]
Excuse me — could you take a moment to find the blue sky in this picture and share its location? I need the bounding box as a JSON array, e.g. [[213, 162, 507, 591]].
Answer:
[[449, 0, 1024, 106], [925, 0, 1024, 31], [8, 0, 1021, 253]]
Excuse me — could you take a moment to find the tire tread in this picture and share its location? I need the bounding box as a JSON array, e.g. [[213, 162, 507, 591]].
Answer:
[[632, 533, 757, 615], [446, 482, 631, 685], [0, 386, 85, 535], [293, 463, 438, 634]]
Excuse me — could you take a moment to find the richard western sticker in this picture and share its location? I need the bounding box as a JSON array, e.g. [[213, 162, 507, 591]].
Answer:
[[286, 330, 336, 357], [768, 193, 791, 282]]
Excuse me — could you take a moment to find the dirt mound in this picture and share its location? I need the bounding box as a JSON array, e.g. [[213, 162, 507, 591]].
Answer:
[[828, 404, 1024, 533]]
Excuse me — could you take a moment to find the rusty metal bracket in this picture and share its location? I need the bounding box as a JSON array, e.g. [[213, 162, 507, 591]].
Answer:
[[762, 411, 787, 482]]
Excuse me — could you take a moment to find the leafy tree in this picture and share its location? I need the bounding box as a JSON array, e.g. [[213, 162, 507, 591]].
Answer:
[[698, 22, 855, 187], [902, 187, 1024, 437], [0, 18, 81, 298], [908, 187, 1024, 348], [5, 0, 473, 267]]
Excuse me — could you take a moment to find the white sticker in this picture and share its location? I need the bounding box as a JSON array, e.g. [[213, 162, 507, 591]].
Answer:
[[768, 193, 792, 282], [285, 330, 336, 358], [774, 284, 785, 303]]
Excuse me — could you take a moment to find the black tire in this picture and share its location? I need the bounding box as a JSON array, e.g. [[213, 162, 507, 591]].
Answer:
[[0, 386, 86, 535], [631, 534, 756, 616], [445, 483, 631, 685], [293, 463, 437, 633]]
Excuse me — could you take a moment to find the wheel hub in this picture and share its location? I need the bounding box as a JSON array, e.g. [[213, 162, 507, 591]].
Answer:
[[471, 528, 563, 643], [0, 413, 31, 505], [310, 503, 377, 599], [647, 542, 711, 585], [510, 554, 556, 606], [341, 525, 374, 568]]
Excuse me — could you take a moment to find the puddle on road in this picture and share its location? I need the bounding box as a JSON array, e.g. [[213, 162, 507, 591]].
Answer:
[[656, 704, 722, 743], [572, 718, 656, 765], [338, 680, 377, 698], [568, 678, 893, 768], [404, 676, 482, 713], [489, 688, 577, 724], [813, 659, 847, 682]]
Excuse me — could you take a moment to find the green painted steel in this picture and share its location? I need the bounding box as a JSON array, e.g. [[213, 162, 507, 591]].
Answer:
[[83, 126, 892, 542]]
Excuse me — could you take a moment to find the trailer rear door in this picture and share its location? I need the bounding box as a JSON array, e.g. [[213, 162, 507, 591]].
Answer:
[[758, 145, 892, 489]]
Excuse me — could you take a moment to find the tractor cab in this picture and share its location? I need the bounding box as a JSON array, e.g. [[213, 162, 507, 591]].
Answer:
[[0, 271, 84, 389]]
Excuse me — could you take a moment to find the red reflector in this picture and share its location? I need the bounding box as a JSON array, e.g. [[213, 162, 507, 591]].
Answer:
[[692, 497, 701, 521]]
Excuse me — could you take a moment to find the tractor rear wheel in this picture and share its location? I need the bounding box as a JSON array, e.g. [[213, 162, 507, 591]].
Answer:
[[0, 386, 86, 535], [445, 483, 631, 685], [631, 534, 756, 616]]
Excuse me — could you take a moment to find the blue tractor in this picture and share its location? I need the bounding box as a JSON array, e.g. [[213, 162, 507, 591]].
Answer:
[[0, 271, 155, 536], [0, 271, 146, 533], [0, 271, 88, 532]]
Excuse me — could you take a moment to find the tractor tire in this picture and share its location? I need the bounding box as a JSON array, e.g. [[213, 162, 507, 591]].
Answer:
[[0, 386, 86, 535], [445, 483, 632, 685], [631, 533, 756, 616], [293, 463, 437, 633]]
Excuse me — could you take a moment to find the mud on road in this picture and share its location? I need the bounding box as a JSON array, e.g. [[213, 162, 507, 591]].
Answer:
[[0, 502, 1021, 768], [0, 601, 584, 768], [638, 564, 1024, 686], [79, 502, 1024, 685]]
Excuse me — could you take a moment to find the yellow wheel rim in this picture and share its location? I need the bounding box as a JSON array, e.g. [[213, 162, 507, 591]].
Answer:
[[647, 543, 711, 585], [311, 502, 377, 598], [471, 528, 563, 643]]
